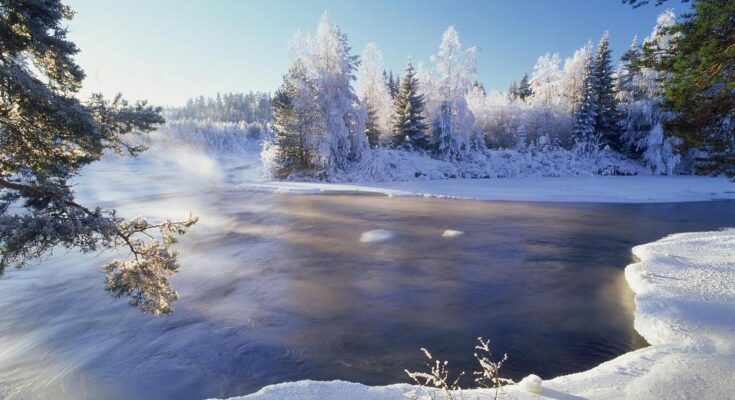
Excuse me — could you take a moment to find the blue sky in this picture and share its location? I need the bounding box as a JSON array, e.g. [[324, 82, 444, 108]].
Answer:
[[66, 0, 688, 107]]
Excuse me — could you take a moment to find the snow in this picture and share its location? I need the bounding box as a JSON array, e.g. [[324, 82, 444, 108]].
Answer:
[[359, 229, 395, 244], [212, 229, 735, 400], [242, 175, 735, 203], [441, 230, 464, 238]]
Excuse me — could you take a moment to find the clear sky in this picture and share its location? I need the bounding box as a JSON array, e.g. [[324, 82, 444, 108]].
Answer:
[[66, 0, 688, 107]]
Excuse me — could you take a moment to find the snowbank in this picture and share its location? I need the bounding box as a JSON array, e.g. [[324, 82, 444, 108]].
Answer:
[[213, 229, 735, 400], [242, 175, 735, 203]]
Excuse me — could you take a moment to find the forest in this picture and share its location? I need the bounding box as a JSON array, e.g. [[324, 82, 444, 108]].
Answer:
[[171, 4, 732, 182]]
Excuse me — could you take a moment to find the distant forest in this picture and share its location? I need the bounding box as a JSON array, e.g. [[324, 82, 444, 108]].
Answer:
[[168, 92, 272, 123]]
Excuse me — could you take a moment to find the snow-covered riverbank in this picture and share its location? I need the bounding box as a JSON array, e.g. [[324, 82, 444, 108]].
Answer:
[[242, 175, 735, 203], [215, 229, 735, 400]]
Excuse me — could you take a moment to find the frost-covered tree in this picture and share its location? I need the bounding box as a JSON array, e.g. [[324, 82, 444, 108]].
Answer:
[[618, 10, 681, 174], [562, 41, 594, 114], [527, 53, 570, 144], [648, 1, 734, 176], [426, 26, 479, 158], [591, 32, 623, 150], [0, 0, 198, 315], [530, 53, 563, 107], [572, 50, 600, 153], [270, 62, 319, 177], [518, 73, 533, 102], [392, 60, 429, 149], [364, 101, 381, 148], [357, 43, 394, 145], [507, 80, 518, 102], [283, 14, 366, 176]]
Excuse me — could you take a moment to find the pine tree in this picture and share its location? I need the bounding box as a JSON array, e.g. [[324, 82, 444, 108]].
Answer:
[[649, 0, 735, 176], [518, 74, 533, 102], [508, 80, 518, 102], [0, 0, 197, 315], [392, 60, 429, 149], [592, 32, 623, 150]]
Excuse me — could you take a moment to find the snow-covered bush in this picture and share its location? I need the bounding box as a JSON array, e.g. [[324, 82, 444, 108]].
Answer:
[[327, 146, 641, 182]]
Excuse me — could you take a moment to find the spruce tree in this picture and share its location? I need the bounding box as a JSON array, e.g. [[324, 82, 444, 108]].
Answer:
[[392, 61, 429, 149], [271, 64, 317, 177], [592, 32, 623, 150], [572, 52, 600, 152], [518, 74, 533, 102]]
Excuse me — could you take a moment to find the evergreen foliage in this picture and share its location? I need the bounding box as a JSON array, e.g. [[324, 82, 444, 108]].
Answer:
[[0, 0, 197, 315], [591, 32, 623, 151], [518, 74, 534, 102], [572, 51, 600, 152], [392, 61, 429, 149], [651, 0, 735, 176]]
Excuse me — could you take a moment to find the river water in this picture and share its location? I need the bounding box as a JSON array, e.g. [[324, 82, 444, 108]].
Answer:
[[1, 151, 733, 400]]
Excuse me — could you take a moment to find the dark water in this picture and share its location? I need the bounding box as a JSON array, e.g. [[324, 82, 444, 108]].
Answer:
[[1, 159, 734, 399]]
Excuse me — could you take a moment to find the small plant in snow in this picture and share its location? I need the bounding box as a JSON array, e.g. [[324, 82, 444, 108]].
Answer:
[[473, 337, 514, 399], [405, 337, 513, 400], [405, 348, 464, 400]]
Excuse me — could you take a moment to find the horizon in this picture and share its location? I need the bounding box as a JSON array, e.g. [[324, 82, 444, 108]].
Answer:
[[66, 0, 690, 107]]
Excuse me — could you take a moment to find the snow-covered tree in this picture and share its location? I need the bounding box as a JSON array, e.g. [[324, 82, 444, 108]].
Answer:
[[518, 73, 533, 102], [507, 80, 518, 102], [425, 26, 479, 158], [572, 50, 600, 154], [562, 41, 594, 114], [270, 62, 320, 177], [357, 43, 394, 145], [530, 53, 563, 107], [618, 10, 681, 174], [283, 14, 366, 176], [592, 32, 623, 150], [527, 53, 570, 144], [392, 60, 429, 149], [0, 0, 197, 315]]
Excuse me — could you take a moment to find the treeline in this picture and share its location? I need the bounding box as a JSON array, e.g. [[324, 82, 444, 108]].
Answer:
[[267, 0, 733, 179], [169, 92, 272, 123]]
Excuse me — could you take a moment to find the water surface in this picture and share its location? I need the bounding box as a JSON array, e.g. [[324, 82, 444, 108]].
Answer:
[[1, 156, 733, 400]]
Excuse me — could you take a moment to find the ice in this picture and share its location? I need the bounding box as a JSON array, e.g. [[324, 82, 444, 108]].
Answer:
[[359, 229, 395, 244], [441, 230, 464, 238]]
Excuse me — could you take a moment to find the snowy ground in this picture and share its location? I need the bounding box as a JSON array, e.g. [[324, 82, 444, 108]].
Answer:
[[214, 229, 735, 400], [242, 175, 735, 203]]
